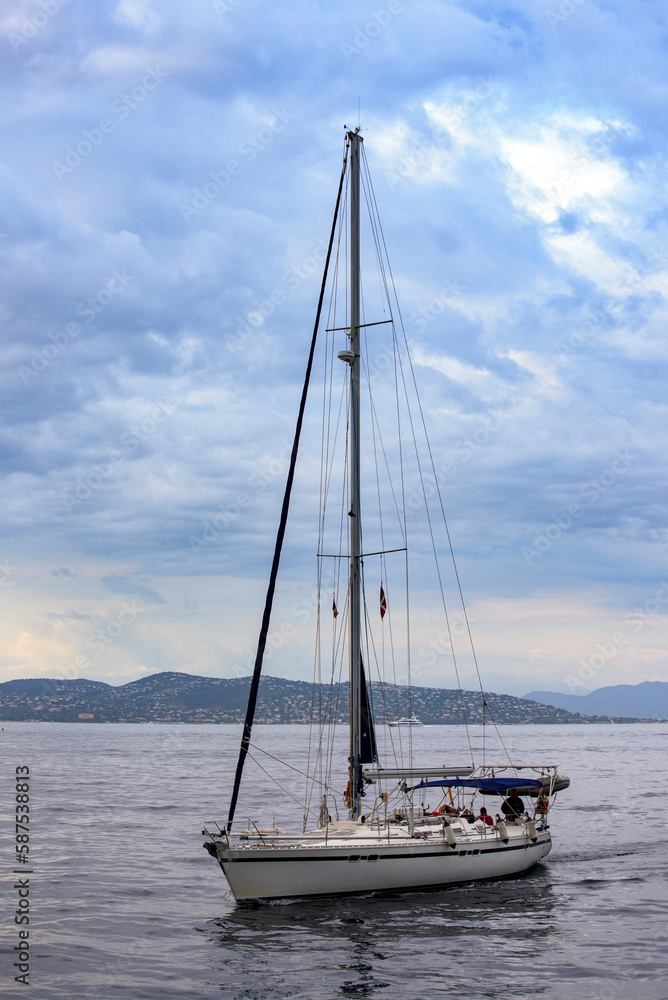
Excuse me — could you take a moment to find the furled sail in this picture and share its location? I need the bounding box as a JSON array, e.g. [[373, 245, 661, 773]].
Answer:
[[359, 658, 378, 764]]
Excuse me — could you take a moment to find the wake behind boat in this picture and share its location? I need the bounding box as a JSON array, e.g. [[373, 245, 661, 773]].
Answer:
[[203, 129, 569, 900]]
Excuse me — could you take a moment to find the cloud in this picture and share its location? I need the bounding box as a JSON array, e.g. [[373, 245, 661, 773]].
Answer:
[[0, 1, 667, 691], [102, 574, 165, 604], [44, 608, 92, 621]]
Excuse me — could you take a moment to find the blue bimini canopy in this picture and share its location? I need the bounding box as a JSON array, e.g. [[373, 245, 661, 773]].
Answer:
[[408, 777, 544, 793]]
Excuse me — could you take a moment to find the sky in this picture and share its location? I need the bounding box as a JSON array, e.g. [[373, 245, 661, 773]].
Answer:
[[1, 0, 667, 698]]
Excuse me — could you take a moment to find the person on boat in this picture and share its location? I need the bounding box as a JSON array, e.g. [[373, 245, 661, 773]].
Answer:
[[501, 788, 525, 818], [431, 802, 455, 816], [476, 807, 493, 826]]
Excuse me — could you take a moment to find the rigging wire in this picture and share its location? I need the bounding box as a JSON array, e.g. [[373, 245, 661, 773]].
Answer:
[[225, 136, 349, 834], [360, 142, 514, 766], [358, 313, 408, 764], [359, 155, 415, 764], [226, 126, 539, 846], [246, 751, 309, 813], [306, 142, 351, 821], [248, 742, 342, 795]]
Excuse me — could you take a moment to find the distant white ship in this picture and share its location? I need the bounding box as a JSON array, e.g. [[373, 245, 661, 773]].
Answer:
[[388, 715, 423, 728]]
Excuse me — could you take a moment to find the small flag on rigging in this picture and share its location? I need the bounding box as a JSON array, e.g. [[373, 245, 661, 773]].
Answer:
[[332, 595, 339, 619], [380, 584, 387, 619]]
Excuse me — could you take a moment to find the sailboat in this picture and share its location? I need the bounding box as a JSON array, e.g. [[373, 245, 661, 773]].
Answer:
[[203, 129, 569, 900]]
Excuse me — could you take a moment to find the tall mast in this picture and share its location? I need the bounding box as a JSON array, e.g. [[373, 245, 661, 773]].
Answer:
[[348, 128, 362, 819]]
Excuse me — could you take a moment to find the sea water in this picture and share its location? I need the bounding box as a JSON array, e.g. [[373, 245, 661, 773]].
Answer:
[[1, 721, 668, 999]]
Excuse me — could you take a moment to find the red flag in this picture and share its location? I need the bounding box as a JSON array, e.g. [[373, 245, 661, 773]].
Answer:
[[332, 595, 339, 619], [380, 585, 387, 619]]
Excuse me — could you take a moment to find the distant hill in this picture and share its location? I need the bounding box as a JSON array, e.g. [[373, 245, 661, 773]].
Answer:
[[524, 681, 668, 720], [0, 671, 658, 724]]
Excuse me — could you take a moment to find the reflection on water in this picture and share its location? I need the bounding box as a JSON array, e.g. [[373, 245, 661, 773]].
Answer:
[[3, 722, 668, 1000], [210, 867, 557, 998]]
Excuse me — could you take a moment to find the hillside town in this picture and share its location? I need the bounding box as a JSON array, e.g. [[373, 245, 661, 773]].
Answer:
[[0, 671, 655, 725]]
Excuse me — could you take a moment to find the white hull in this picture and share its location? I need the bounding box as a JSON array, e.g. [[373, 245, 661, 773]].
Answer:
[[213, 823, 551, 900]]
